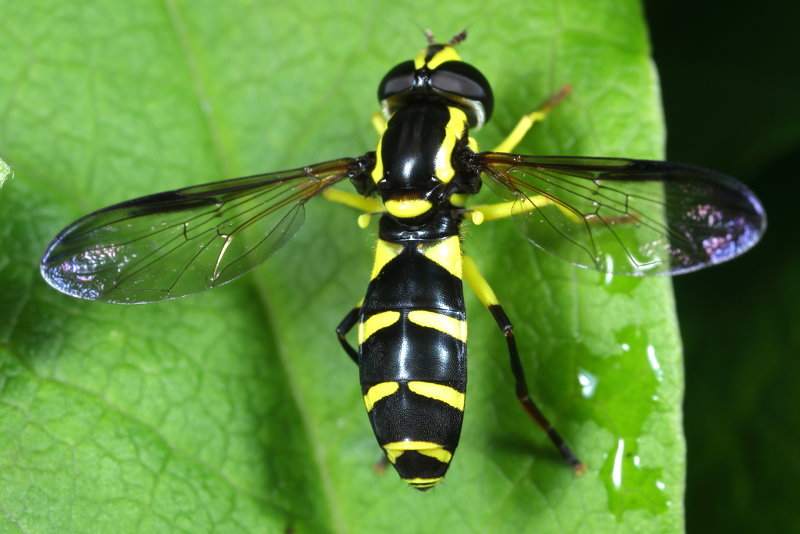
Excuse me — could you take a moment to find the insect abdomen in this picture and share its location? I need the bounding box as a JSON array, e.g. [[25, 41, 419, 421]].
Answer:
[[359, 236, 467, 490]]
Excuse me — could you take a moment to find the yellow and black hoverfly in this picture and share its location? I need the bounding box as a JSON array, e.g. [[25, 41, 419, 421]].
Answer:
[[40, 31, 766, 491]]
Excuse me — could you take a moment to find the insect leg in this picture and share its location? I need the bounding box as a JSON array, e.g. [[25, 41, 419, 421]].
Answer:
[[491, 85, 572, 153], [466, 196, 636, 229], [336, 304, 362, 364], [467, 195, 582, 225], [322, 188, 384, 228], [462, 255, 586, 473], [322, 188, 383, 212]]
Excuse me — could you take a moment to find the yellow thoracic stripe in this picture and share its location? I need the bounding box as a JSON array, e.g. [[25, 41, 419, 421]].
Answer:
[[419, 236, 462, 278], [384, 198, 433, 218], [370, 239, 403, 280], [433, 107, 467, 183], [363, 382, 400, 411], [407, 380, 466, 411], [407, 310, 467, 343], [358, 311, 401, 344], [370, 135, 384, 184]]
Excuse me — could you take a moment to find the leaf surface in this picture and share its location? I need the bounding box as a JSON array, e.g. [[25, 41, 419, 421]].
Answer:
[[0, 1, 683, 532]]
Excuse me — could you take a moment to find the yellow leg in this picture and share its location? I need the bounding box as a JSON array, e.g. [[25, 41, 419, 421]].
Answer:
[[462, 255, 500, 307], [462, 254, 586, 473], [322, 188, 384, 228], [466, 195, 581, 226], [322, 188, 383, 212], [466, 195, 634, 228], [491, 85, 572, 153]]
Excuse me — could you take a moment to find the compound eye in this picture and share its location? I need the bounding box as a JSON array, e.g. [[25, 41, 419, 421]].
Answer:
[[430, 63, 484, 99], [430, 61, 494, 126], [377, 60, 415, 101]]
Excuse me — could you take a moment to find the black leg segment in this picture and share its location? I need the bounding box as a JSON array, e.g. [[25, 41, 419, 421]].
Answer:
[[336, 307, 361, 364], [488, 304, 586, 473]]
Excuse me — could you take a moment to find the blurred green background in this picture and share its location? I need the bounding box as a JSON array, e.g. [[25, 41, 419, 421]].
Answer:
[[648, 1, 800, 531]]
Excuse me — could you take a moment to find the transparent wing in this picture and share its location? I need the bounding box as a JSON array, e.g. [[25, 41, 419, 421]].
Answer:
[[475, 153, 766, 276], [41, 157, 367, 303]]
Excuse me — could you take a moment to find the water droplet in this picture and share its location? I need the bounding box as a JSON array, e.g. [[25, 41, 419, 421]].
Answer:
[[571, 327, 674, 519], [577, 369, 598, 398], [647, 344, 663, 381], [603, 255, 615, 286], [600, 437, 670, 519], [600, 269, 644, 294], [611, 438, 625, 489]]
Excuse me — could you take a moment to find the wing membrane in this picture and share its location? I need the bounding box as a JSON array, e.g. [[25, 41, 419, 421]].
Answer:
[[476, 153, 766, 276], [41, 157, 364, 303]]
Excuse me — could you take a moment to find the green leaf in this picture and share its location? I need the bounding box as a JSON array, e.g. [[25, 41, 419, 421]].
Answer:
[[0, 158, 11, 189], [0, 1, 683, 532]]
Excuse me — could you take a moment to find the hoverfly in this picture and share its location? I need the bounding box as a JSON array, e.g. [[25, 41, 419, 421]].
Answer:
[[41, 31, 765, 490]]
